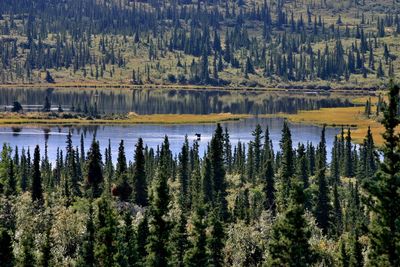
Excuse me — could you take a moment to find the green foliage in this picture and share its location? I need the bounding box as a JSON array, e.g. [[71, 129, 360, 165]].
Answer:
[[31, 145, 43, 203], [86, 138, 103, 198], [95, 198, 117, 267], [206, 209, 225, 267], [267, 176, 315, 267], [184, 205, 207, 267], [146, 137, 171, 267], [0, 109, 398, 265], [134, 138, 148, 206], [363, 82, 400, 266], [0, 228, 14, 267]]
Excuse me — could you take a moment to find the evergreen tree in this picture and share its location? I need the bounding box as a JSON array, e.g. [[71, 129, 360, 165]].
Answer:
[[78, 202, 95, 267], [296, 144, 311, 210], [146, 137, 171, 267], [169, 211, 188, 267], [202, 156, 213, 205], [363, 83, 400, 266], [115, 212, 137, 266], [137, 213, 149, 265], [278, 121, 294, 208], [95, 198, 116, 267], [178, 138, 190, 208], [0, 228, 14, 267], [184, 204, 207, 267], [134, 138, 148, 206], [31, 145, 43, 203], [206, 208, 225, 267], [315, 158, 331, 235], [86, 138, 103, 198], [210, 124, 228, 221], [262, 158, 276, 214], [252, 124, 263, 175], [113, 140, 132, 201], [343, 129, 353, 177], [349, 230, 364, 267], [332, 183, 343, 237], [339, 239, 350, 267], [20, 232, 35, 267], [5, 160, 16, 197], [39, 226, 52, 267], [267, 175, 315, 266]]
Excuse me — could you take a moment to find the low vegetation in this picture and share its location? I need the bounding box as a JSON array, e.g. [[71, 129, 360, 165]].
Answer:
[[0, 112, 250, 126]]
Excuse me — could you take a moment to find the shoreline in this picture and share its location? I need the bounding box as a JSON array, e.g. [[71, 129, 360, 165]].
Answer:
[[0, 113, 251, 127], [265, 106, 385, 146]]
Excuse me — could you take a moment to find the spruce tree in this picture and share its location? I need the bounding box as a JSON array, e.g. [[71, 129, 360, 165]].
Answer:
[[210, 124, 228, 220], [78, 202, 95, 267], [95, 198, 116, 267], [184, 203, 207, 267], [134, 138, 148, 206], [296, 144, 311, 210], [39, 226, 52, 267], [137, 213, 149, 265], [114, 212, 137, 266], [31, 145, 43, 203], [5, 160, 16, 197], [267, 175, 315, 266], [202, 156, 213, 205], [146, 137, 171, 267], [178, 138, 190, 208], [20, 232, 35, 267], [169, 211, 188, 267], [262, 158, 276, 214], [349, 230, 364, 267], [113, 140, 132, 201], [315, 158, 331, 235], [252, 124, 263, 174], [343, 129, 353, 177], [332, 183, 343, 237], [339, 239, 350, 267], [0, 228, 14, 267], [278, 121, 294, 208], [363, 83, 400, 266], [86, 138, 103, 198], [206, 208, 225, 267]]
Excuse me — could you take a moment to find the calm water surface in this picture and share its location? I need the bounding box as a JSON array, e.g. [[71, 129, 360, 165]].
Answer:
[[0, 118, 340, 163]]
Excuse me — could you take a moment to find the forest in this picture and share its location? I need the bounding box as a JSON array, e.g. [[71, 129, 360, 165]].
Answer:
[[0, 83, 399, 266], [0, 0, 399, 88]]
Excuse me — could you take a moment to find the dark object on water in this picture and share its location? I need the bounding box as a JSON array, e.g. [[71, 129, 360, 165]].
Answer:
[[195, 133, 201, 140]]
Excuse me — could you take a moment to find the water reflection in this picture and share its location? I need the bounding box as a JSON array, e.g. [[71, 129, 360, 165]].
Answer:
[[0, 118, 340, 163], [0, 88, 352, 114]]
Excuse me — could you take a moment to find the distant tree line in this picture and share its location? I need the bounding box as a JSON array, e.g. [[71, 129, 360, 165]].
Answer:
[[0, 0, 398, 84]]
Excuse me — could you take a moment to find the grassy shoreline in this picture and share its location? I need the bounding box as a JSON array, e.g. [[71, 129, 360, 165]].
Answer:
[[0, 112, 251, 126], [268, 106, 386, 145], [0, 104, 385, 145]]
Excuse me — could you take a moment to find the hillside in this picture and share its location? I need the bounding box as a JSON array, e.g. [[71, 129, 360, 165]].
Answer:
[[0, 0, 399, 89]]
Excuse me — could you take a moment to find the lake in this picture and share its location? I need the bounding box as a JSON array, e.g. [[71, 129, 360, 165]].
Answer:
[[0, 87, 352, 114], [0, 118, 340, 163]]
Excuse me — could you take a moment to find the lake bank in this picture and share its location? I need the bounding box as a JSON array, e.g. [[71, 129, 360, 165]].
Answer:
[[0, 112, 251, 126], [268, 106, 385, 146]]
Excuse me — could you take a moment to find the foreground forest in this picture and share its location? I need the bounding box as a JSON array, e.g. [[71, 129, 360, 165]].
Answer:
[[0, 83, 399, 266], [0, 0, 399, 88]]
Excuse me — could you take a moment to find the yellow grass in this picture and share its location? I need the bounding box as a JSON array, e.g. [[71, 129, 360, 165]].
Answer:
[[272, 106, 386, 145], [0, 112, 250, 126]]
